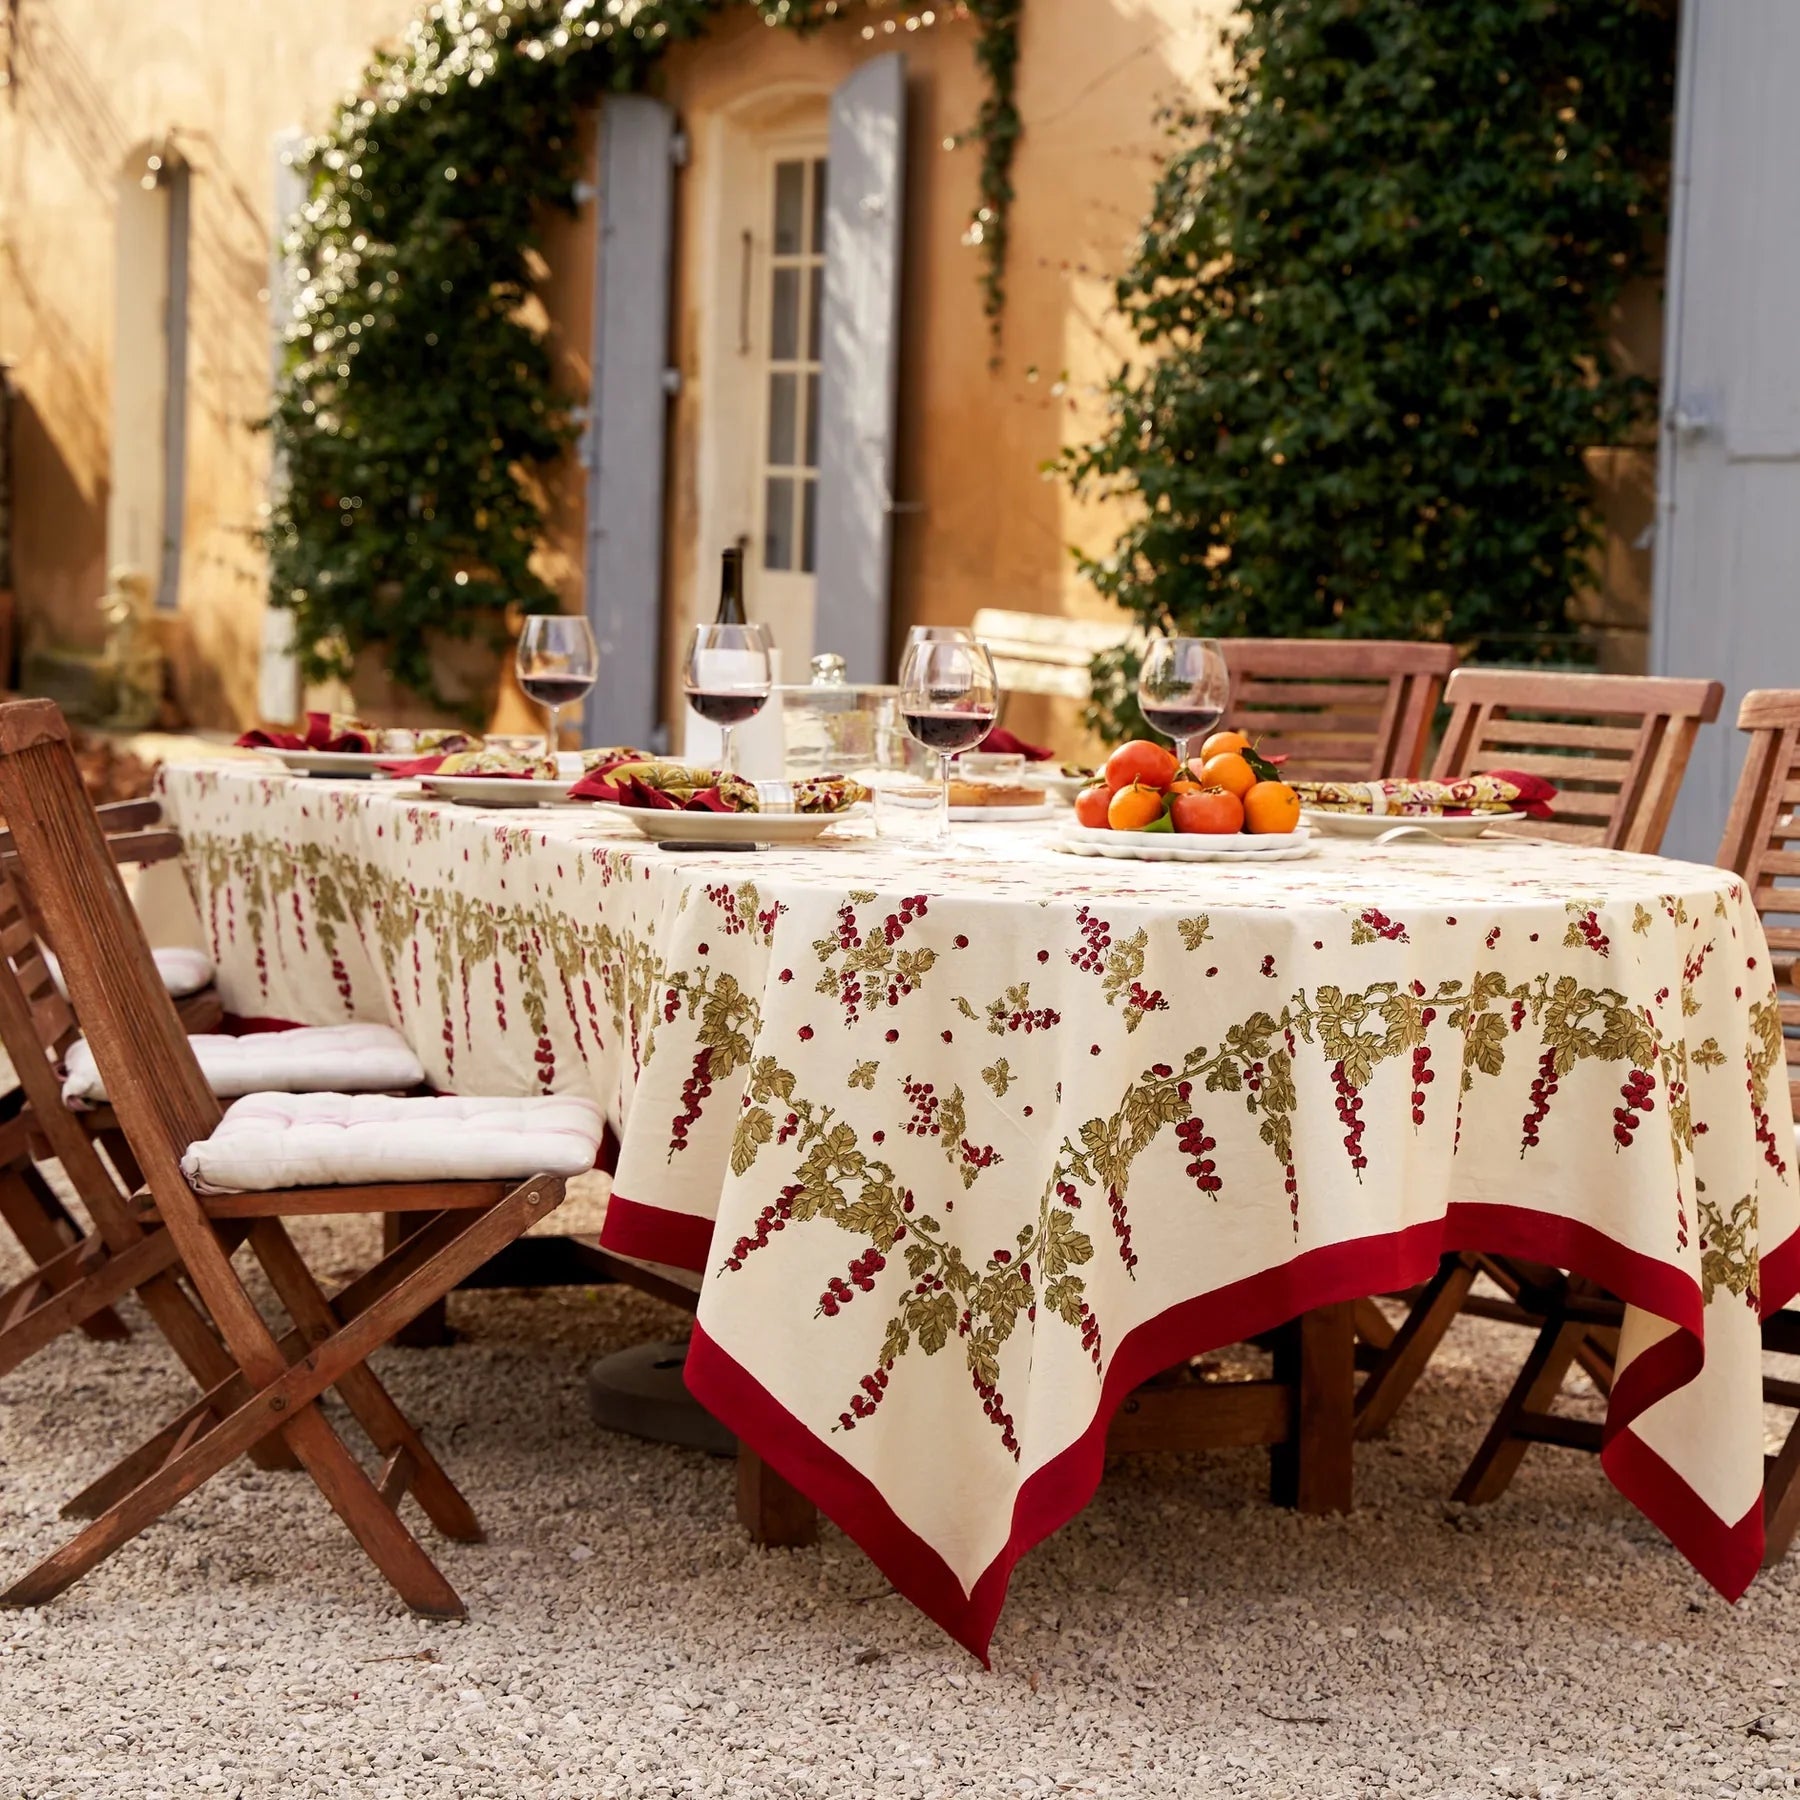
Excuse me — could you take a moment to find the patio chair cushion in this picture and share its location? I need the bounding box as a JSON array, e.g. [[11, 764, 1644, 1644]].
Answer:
[[45, 944, 215, 1001], [181, 1090, 607, 1192], [63, 1023, 426, 1107]]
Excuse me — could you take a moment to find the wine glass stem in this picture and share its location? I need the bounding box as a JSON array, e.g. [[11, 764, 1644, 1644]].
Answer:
[[721, 725, 736, 776], [936, 751, 952, 846], [546, 704, 560, 756], [1173, 732, 1192, 771]]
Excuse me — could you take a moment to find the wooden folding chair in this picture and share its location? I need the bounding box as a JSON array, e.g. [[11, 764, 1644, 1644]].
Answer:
[[1415, 690, 1800, 1562], [0, 700, 572, 1616], [0, 800, 223, 1349], [1216, 639, 1460, 782], [1427, 667, 1724, 850], [1353, 667, 1726, 1435]]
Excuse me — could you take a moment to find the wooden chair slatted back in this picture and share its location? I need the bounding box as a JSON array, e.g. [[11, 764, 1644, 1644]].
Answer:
[[1217, 639, 1459, 782], [1430, 669, 1724, 854], [0, 707, 231, 1276], [1716, 689, 1800, 1120]]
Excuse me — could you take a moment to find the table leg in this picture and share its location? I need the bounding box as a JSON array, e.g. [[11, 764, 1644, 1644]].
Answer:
[[1269, 1301, 1355, 1514], [737, 1446, 818, 1548], [384, 1214, 451, 1347]]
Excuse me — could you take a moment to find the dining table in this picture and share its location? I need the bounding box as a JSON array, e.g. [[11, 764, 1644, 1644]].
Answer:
[[157, 761, 1800, 1659]]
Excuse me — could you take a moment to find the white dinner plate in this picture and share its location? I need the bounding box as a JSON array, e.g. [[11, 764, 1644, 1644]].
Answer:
[[949, 802, 1058, 823], [607, 806, 852, 844], [1018, 770, 1094, 803], [419, 775, 579, 807], [261, 749, 402, 778], [1055, 823, 1315, 863], [1302, 808, 1524, 841]]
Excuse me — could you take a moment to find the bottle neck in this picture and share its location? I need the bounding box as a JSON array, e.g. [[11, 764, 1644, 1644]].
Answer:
[[716, 547, 747, 626]]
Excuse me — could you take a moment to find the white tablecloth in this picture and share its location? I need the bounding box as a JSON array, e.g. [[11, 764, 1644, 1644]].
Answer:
[[161, 763, 1800, 1657]]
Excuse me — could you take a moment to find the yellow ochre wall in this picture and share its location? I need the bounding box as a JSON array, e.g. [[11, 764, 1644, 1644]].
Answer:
[[0, 0, 1237, 738]]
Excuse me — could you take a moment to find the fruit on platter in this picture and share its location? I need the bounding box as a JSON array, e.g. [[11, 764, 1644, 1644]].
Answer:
[[1107, 781, 1167, 831], [1170, 788, 1245, 834], [1073, 782, 1112, 830], [1073, 735, 1299, 836], [1102, 739, 1179, 793], [1243, 779, 1302, 835], [1198, 751, 1256, 799]]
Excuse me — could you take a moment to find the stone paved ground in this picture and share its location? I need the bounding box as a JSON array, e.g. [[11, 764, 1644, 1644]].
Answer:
[[1, 1214, 1796, 1800]]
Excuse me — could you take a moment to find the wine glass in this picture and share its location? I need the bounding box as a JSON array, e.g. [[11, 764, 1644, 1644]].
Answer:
[[516, 614, 599, 755], [684, 621, 774, 775], [1137, 636, 1230, 772], [898, 637, 999, 846]]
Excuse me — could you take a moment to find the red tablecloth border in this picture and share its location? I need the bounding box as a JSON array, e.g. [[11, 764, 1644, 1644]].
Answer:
[[674, 1204, 1800, 1664]]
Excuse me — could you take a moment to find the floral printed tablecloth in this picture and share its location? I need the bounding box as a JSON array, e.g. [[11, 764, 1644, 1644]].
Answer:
[[161, 763, 1800, 1658]]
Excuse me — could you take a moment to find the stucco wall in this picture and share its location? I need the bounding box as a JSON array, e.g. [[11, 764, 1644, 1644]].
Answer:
[[0, 0, 422, 722]]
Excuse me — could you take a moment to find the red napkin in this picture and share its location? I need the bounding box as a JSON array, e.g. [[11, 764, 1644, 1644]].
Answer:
[[1483, 769, 1558, 821], [236, 712, 373, 754], [968, 726, 1053, 761], [569, 771, 734, 812]]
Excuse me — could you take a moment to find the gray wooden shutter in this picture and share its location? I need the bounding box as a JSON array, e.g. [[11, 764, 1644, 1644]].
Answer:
[[259, 128, 308, 723], [814, 54, 907, 684], [1651, 1, 1800, 860], [583, 96, 676, 749]]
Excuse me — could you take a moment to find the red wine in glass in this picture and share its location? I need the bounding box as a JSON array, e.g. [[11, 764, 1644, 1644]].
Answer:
[[687, 690, 768, 728], [520, 673, 597, 711], [900, 709, 995, 754], [1140, 702, 1223, 746]]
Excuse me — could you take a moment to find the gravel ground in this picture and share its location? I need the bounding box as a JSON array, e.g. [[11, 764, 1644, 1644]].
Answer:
[[2, 1208, 1796, 1800]]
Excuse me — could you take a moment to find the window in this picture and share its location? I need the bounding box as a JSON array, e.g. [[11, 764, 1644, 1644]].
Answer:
[[760, 155, 825, 577]]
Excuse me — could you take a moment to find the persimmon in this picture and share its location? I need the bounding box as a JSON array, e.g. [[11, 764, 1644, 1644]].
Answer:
[[1107, 781, 1167, 831], [1103, 739, 1179, 792], [1170, 787, 1245, 835], [1074, 783, 1112, 829], [1243, 780, 1301, 834]]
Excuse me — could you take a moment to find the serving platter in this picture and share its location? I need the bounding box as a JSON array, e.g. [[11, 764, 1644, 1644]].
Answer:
[[1302, 808, 1523, 841], [1055, 823, 1315, 863], [419, 775, 580, 807], [610, 806, 851, 845]]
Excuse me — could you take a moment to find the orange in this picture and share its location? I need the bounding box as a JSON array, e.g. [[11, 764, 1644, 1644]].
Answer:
[[1199, 751, 1256, 799], [1243, 780, 1301, 835], [1200, 729, 1252, 761], [1107, 781, 1166, 831]]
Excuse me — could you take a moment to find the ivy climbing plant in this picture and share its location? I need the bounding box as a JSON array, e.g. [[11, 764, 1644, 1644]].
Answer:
[[1063, 0, 1674, 745], [269, 0, 1022, 717]]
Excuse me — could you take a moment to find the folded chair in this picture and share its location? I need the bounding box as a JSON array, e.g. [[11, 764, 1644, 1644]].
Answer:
[[1354, 668, 1726, 1435], [0, 800, 426, 1382], [0, 700, 600, 1616], [1411, 690, 1800, 1562], [0, 805, 225, 1352]]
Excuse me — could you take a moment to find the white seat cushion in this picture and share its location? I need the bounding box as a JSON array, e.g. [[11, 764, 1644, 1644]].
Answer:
[[45, 945, 215, 1001], [181, 1091, 606, 1193], [63, 1023, 426, 1108]]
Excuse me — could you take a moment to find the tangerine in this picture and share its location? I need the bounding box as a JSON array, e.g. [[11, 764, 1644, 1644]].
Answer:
[[1243, 780, 1301, 835], [1107, 781, 1167, 831], [1199, 751, 1256, 799], [1200, 729, 1252, 761]]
